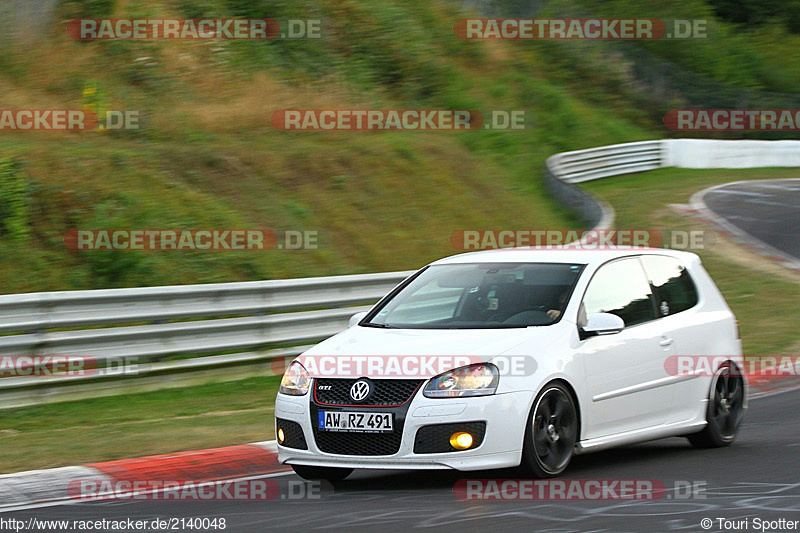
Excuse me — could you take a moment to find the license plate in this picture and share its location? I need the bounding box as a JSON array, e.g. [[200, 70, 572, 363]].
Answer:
[[318, 411, 393, 433]]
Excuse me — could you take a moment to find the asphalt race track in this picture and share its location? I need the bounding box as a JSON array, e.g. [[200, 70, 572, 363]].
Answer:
[[4, 387, 799, 533], [701, 179, 800, 263]]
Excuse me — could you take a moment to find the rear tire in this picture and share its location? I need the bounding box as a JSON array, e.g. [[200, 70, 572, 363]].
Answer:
[[519, 382, 578, 478], [687, 361, 745, 448], [291, 465, 353, 482]]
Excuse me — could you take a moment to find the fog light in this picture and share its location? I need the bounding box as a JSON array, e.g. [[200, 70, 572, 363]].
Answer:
[[449, 432, 474, 450], [277, 428, 285, 444]]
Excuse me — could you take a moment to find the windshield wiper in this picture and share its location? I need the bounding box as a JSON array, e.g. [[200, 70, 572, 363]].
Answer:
[[361, 322, 396, 329]]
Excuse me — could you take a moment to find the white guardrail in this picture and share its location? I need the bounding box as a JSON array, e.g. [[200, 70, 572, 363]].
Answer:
[[549, 138, 800, 183], [2, 139, 798, 407], [547, 140, 664, 184]]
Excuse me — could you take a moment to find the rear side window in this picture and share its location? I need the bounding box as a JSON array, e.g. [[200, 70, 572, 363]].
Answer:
[[581, 257, 657, 327], [640, 255, 699, 317]]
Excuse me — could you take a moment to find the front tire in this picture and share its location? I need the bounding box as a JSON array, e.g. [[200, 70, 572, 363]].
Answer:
[[688, 361, 745, 448], [291, 465, 353, 482], [520, 382, 578, 478]]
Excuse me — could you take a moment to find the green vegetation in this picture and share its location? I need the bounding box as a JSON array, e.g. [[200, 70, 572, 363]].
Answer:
[[0, 158, 29, 242], [2, 0, 799, 292], [2, 0, 655, 293], [562, 0, 800, 94]]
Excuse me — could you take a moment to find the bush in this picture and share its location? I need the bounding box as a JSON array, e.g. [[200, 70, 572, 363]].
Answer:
[[0, 159, 30, 242], [63, 0, 117, 18]]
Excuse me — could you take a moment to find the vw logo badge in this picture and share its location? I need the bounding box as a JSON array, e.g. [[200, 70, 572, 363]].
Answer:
[[349, 379, 372, 402]]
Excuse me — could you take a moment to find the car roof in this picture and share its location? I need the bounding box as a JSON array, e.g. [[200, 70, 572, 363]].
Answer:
[[429, 246, 700, 269]]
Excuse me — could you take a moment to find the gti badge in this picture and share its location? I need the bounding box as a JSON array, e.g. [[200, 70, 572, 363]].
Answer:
[[349, 379, 372, 402]]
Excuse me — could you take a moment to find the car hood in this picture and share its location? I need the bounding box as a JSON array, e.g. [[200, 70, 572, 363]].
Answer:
[[298, 325, 546, 379]]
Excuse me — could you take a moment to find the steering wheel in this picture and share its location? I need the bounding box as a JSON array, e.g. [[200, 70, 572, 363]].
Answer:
[[503, 310, 550, 326]]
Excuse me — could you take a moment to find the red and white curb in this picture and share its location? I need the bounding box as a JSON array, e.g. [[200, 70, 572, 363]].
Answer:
[[0, 466, 100, 508], [0, 441, 284, 511]]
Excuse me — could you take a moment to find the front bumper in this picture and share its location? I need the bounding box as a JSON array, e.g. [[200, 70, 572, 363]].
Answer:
[[275, 389, 532, 471]]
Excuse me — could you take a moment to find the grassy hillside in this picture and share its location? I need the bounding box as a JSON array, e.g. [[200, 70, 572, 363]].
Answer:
[[1, 0, 799, 294], [2, 1, 800, 472], [1, 0, 655, 293]]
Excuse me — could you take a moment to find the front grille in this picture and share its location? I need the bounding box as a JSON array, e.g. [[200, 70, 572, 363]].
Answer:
[[276, 418, 308, 450], [312, 428, 403, 456], [414, 421, 487, 454], [314, 379, 423, 406]]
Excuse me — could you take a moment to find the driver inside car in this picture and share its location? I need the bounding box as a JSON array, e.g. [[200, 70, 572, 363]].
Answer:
[[546, 290, 568, 320]]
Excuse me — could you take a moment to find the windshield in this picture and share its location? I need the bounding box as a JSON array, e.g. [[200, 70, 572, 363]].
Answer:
[[363, 262, 585, 329]]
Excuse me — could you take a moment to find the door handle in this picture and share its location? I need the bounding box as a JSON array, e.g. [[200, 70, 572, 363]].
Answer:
[[659, 337, 674, 347]]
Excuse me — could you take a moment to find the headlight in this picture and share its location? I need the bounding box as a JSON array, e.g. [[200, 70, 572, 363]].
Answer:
[[423, 363, 499, 398], [279, 360, 311, 396]]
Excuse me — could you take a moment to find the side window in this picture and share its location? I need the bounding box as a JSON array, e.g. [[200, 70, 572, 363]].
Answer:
[[581, 258, 656, 328], [640, 255, 699, 317]]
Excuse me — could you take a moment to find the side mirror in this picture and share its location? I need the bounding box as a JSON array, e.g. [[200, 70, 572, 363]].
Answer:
[[348, 311, 368, 328], [580, 312, 625, 339]]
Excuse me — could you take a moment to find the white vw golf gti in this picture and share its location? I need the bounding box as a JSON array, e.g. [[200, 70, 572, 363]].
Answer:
[[276, 248, 746, 480]]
